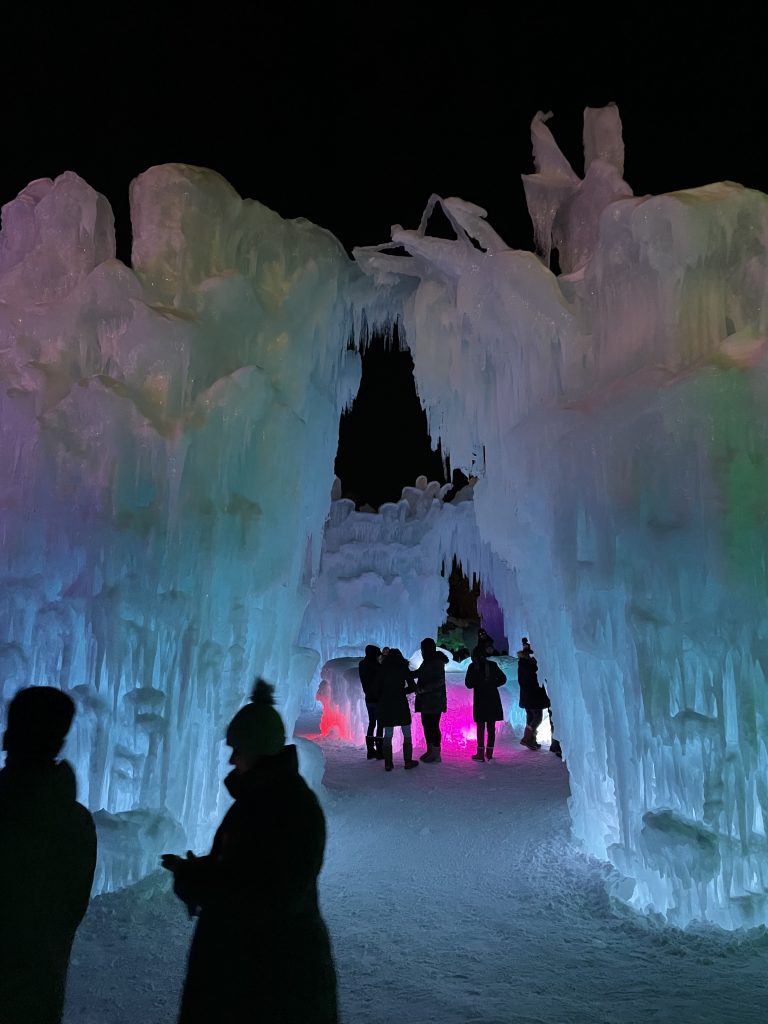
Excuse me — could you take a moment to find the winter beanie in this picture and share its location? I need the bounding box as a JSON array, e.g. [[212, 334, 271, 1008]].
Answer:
[[226, 679, 286, 757]]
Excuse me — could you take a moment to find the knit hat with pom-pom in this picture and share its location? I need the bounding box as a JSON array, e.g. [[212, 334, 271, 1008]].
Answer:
[[226, 679, 286, 757]]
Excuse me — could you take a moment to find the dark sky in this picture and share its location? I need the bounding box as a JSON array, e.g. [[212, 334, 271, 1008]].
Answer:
[[2, 7, 766, 505]]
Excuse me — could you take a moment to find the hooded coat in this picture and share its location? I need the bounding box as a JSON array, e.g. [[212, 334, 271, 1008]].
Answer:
[[0, 759, 96, 1024], [517, 654, 551, 710], [172, 744, 337, 1024], [464, 656, 507, 722]]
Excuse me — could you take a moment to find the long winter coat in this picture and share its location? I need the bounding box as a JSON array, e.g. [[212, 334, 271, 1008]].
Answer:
[[376, 654, 416, 727], [414, 652, 449, 714], [464, 658, 506, 722], [0, 759, 96, 1024], [358, 653, 382, 703], [517, 654, 551, 710], [172, 745, 337, 1024]]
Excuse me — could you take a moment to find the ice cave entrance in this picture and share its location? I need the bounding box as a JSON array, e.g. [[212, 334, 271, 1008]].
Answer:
[[312, 321, 539, 753]]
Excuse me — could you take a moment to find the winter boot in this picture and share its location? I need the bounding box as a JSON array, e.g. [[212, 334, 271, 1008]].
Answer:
[[471, 742, 485, 762], [365, 736, 377, 759], [550, 738, 563, 758], [520, 725, 540, 750], [374, 737, 385, 760], [431, 744, 442, 764], [485, 745, 494, 761], [420, 745, 436, 763], [384, 739, 394, 771], [403, 741, 419, 769]]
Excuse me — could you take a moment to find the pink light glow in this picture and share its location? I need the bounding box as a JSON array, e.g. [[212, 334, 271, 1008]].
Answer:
[[316, 679, 357, 741], [409, 683, 513, 751]]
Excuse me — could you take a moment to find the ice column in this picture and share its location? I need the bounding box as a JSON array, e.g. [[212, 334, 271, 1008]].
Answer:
[[355, 108, 768, 929], [0, 167, 361, 882]]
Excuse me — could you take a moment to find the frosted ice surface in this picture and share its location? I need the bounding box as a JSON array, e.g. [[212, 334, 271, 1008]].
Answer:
[[300, 477, 514, 673], [0, 165, 361, 887], [522, 105, 632, 273], [354, 107, 768, 929]]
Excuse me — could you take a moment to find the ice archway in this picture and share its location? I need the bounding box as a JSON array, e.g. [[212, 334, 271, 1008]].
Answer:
[[2, 106, 768, 927]]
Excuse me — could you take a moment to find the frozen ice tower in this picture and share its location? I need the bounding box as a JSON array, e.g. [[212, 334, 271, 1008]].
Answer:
[[355, 106, 768, 929], [0, 167, 360, 887]]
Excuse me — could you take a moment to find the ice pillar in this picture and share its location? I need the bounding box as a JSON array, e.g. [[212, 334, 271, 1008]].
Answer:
[[355, 110, 768, 929], [0, 166, 361, 879]]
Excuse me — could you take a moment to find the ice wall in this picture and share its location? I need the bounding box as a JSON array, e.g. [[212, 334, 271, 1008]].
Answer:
[[355, 108, 768, 929], [301, 477, 538, 750], [0, 167, 361, 884], [300, 474, 481, 670]]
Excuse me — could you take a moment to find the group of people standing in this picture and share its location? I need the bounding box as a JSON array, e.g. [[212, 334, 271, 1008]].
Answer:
[[358, 633, 562, 768], [358, 638, 449, 769]]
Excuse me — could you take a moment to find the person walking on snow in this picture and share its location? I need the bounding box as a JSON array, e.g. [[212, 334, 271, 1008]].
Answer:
[[517, 637, 550, 750], [464, 643, 506, 762], [358, 645, 384, 759], [413, 637, 448, 763], [376, 649, 420, 771]]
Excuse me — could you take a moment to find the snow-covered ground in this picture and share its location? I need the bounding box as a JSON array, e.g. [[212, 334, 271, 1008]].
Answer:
[[64, 735, 768, 1024]]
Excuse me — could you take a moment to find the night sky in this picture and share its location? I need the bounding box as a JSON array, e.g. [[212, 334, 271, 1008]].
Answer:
[[2, 8, 766, 506]]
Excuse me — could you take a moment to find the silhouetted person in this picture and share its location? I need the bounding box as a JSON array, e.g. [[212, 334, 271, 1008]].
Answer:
[[0, 686, 96, 1024], [358, 644, 384, 759], [377, 649, 419, 771], [465, 644, 507, 762], [162, 680, 337, 1024], [413, 637, 448, 763], [517, 638, 550, 750], [477, 628, 505, 656]]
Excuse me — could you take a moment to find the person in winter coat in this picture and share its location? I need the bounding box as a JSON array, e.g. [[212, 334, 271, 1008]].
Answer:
[[413, 637, 448, 763], [376, 648, 419, 771], [0, 686, 97, 1024], [517, 637, 550, 750], [161, 680, 338, 1024], [358, 644, 384, 759], [464, 644, 506, 762], [477, 628, 502, 656]]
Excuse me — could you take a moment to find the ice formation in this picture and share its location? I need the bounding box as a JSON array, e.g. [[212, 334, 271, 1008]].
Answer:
[[354, 107, 768, 929], [301, 477, 542, 750], [0, 166, 360, 886], [3, 103, 768, 930], [300, 474, 479, 669]]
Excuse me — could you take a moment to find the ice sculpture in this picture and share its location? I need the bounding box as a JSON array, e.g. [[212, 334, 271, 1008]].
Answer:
[[355, 107, 768, 929], [0, 167, 361, 887]]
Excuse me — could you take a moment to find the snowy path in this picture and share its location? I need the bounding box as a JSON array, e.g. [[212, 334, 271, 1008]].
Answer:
[[65, 738, 768, 1024]]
